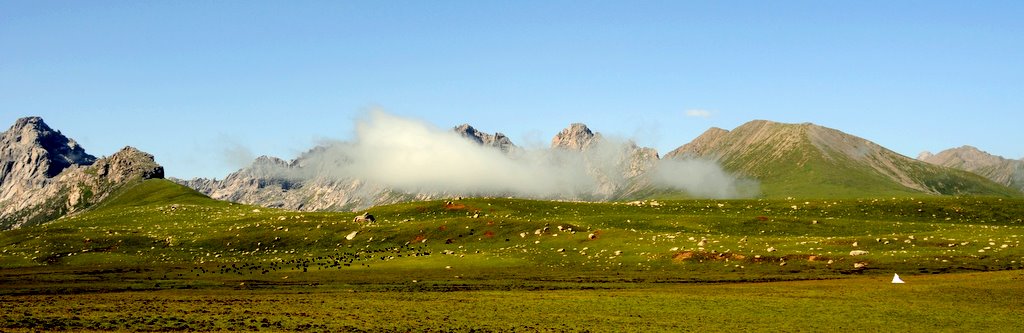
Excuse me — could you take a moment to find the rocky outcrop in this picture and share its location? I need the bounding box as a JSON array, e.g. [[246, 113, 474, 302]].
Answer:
[[453, 124, 517, 153], [919, 146, 1024, 193], [90, 146, 164, 183], [0, 116, 164, 229]]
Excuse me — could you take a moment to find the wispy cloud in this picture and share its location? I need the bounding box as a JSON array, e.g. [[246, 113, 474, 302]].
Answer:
[[685, 109, 714, 118]]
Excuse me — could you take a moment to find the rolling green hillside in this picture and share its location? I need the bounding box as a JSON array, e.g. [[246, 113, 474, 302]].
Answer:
[[2, 179, 1023, 331], [2, 179, 1022, 290], [665, 120, 1020, 198]]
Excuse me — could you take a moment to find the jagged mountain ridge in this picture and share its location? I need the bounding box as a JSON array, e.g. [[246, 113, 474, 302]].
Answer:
[[664, 120, 1018, 198], [0, 117, 166, 229], [3, 116, 1016, 225], [176, 123, 663, 211], [919, 146, 1024, 193]]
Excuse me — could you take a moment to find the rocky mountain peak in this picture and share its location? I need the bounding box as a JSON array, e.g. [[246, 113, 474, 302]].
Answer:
[[1, 116, 96, 179], [551, 123, 597, 150], [453, 124, 516, 153], [453, 124, 483, 144], [90, 146, 165, 183]]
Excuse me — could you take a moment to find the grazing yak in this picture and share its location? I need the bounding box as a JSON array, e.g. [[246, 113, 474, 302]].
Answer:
[[353, 213, 375, 223]]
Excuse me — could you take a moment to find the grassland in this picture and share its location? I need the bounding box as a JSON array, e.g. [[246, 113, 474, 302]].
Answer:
[[1, 179, 1023, 331]]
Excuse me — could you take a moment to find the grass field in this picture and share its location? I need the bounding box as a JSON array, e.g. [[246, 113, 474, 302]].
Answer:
[[1, 179, 1023, 331], [2, 271, 1022, 332]]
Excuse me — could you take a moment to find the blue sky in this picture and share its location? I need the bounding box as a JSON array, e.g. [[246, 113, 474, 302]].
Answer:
[[2, 1, 1022, 179]]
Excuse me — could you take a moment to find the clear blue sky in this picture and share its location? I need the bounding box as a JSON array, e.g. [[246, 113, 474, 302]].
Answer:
[[2, 1, 1022, 179]]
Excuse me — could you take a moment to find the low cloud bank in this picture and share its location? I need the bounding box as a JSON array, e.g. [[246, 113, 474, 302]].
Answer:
[[251, 110, 756, 199]]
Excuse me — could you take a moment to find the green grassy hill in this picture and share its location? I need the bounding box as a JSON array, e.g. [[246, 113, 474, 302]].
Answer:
[[2, 179, 1022, 292], [664, 120, 1021, 199], [2, 179, 1024, 331]]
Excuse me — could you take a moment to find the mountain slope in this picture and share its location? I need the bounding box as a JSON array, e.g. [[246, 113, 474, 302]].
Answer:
[[665, 120, 1018, 198], [0, 117, 165, 229], [919, 146, 1024, 193]]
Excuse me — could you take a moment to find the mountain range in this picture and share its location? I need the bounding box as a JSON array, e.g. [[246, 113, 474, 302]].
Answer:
[[0, 116, 1019, 230]]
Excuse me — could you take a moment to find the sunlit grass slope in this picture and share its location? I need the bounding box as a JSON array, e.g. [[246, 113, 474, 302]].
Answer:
[[1, 179, 1022, 290]]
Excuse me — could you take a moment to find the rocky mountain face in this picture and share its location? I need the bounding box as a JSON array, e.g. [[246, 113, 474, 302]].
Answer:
[[0, 117, 164, 229], [665, 120, 1018, 198], [919, 146, 1024, 193], [0, 117, 96, 202], [551, 123, 599, 150], [176, 123, 665, 211], [454, 124, 516, 154]]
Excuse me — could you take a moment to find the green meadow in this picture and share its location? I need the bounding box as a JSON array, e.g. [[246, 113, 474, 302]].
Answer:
[[2, 179, 1023, 331]]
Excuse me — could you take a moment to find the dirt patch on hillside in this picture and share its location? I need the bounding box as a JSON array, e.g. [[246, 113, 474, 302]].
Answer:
[[444, 202, 467, 210]]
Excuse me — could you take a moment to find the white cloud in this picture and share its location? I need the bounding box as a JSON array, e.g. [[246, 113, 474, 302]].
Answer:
[[685, 109, 714, 118], [250, 110, 752, 199]]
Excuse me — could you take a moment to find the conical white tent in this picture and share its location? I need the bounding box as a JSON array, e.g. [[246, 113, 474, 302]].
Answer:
[[892, 273, 905, 284]]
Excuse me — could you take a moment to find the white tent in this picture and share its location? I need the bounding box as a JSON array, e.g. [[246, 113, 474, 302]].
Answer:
[[892, 273, 905, 284]]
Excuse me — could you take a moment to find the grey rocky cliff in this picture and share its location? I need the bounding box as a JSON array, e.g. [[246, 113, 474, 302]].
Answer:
[[0, 117, 165, 229]]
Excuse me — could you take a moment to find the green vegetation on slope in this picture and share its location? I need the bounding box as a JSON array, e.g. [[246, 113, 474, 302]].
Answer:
[[1, 179, 1022, 285], [668, 121, 1022, 199], [2, 179, 1023, 331]]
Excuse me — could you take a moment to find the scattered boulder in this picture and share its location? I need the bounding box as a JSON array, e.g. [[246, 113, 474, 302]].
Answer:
[[353, 212, 375, 223], [850, 250, 869, 256]]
